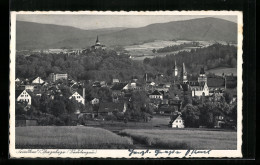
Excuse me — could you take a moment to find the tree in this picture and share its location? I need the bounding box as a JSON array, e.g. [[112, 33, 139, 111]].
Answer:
[[182, 104, 200, 127], [49, 100, 66, 117], [182, 95, 192, 107], [39, 93, 50, 114], [65, 98, 79, 114], [15, 102, 26, 116], [223, 90, 233, 104]]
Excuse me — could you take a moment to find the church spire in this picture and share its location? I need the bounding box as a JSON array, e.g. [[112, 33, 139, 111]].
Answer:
[[96, 35, 99, 43], [181, 63, 188, 83], [173, 60, 178, 77], [182, 63, 186, 73]]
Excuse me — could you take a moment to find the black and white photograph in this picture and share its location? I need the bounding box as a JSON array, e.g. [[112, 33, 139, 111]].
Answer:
[[9, 11, 243, 158]]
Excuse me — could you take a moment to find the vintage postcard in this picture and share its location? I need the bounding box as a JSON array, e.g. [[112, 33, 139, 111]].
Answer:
[[9, 11, 243, 158]]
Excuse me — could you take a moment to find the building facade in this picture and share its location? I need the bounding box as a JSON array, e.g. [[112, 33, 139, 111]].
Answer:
[[49, 73, 68, 82], [180, 63, 188, 83], [16, 90, 32, 105], [32, 77, 45, 84], [69, 92, 85, 105]]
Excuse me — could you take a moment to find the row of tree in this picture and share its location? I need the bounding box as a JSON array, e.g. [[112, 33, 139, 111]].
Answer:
[[16, 49, 157, 82], [144, 43, 237, 74], [155, 42, 200, 53], [181, 101, 237, 128]]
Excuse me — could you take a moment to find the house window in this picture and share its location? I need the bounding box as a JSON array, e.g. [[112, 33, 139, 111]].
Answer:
[[21, 95, 24, 97]]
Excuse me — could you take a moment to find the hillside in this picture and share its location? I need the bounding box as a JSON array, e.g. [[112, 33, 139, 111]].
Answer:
[[16, 17, 237, 50]]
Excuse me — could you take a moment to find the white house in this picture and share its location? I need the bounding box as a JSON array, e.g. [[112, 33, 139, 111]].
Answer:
[[169, 115, 184, 128], [15, 78, 20, 82], [149, 90, 163, 100], [32, 77, 45, 84], [16, 90, 32, 105], [69, 92, 85, 105], [90, 98, 99, 105], [112, 79, 120, 84]]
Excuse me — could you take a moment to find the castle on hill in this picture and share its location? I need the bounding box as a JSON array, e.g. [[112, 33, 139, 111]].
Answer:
[[91, 36, 106, 50]]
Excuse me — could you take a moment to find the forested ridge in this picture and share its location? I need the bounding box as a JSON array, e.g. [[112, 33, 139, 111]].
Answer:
[[144, 43, 237, 74], [155, 42, 200, 53], [16, 49, 156, 81], [16, 43, 237, 81]]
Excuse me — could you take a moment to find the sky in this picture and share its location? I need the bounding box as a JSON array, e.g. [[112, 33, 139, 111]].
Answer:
[[17, 15, 237, 30]]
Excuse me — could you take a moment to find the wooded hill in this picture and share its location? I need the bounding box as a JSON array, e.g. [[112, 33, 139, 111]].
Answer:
[[144, 43, 237, 75], [16, 43, 236, 83]]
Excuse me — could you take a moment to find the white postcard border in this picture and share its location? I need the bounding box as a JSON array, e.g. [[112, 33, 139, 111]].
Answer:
[[9, 11, 243, 158]]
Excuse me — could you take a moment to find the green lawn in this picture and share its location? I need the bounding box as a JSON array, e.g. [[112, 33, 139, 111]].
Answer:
[[206, 67, 237, 76], [119, 129, 237, 149], [16, 126, 133, 149]]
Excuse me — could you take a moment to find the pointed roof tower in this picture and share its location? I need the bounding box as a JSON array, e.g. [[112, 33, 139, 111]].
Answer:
[[181, 63, 188, 83], [96, 35, 99, 43], [95, 35, 100, 45], [182, 63, 186, 74], [174, 60, 177, 69], [200, 67, 205, 75]]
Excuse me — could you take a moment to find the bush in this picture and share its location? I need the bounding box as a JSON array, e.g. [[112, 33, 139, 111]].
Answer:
[[53, 117, 65, 126]]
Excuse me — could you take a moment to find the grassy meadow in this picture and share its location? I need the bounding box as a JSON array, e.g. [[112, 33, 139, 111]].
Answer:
[[206, 67, 237, 76], [16, 126, 133, 149], [119, 129, 237, 149]]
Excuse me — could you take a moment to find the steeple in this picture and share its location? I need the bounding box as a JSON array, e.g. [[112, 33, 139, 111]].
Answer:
[[200, 67, 205, 75], [95, 35, 100, 45], [182, 63, 186, 74], [181, 63, 188, 83], [198, 67, 207, 84], [173, 60, 178, 77], [96, 35, 99, 43]]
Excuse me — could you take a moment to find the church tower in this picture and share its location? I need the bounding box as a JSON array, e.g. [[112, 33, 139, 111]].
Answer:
[[173, 60, 178, 77], [95, 35, 100, 45], [181, 63, 188, 83], [198, 67, 207, 85]]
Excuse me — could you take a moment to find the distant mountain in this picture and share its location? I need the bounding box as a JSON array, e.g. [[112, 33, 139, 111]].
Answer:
[[16, 17, 237, 50]]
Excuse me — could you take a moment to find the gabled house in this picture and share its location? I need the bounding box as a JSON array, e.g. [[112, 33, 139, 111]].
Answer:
[[69, 91, 85, 105], [112, 78, 120, 84], [32, 77, 45, 84], [90, 98, 99, 105], [15, 78, 21, 83], [169, 114, 184, 128], [16, 90, 32, 105]]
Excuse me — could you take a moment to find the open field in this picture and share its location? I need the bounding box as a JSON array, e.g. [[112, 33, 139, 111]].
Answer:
[[206, 67, 237, 76], [125, 40, 233, 60], [16, 126, 133, 149], [86, 115, 171, 132], [119, 129, 237, 149], [15, 117, 237, 149]]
